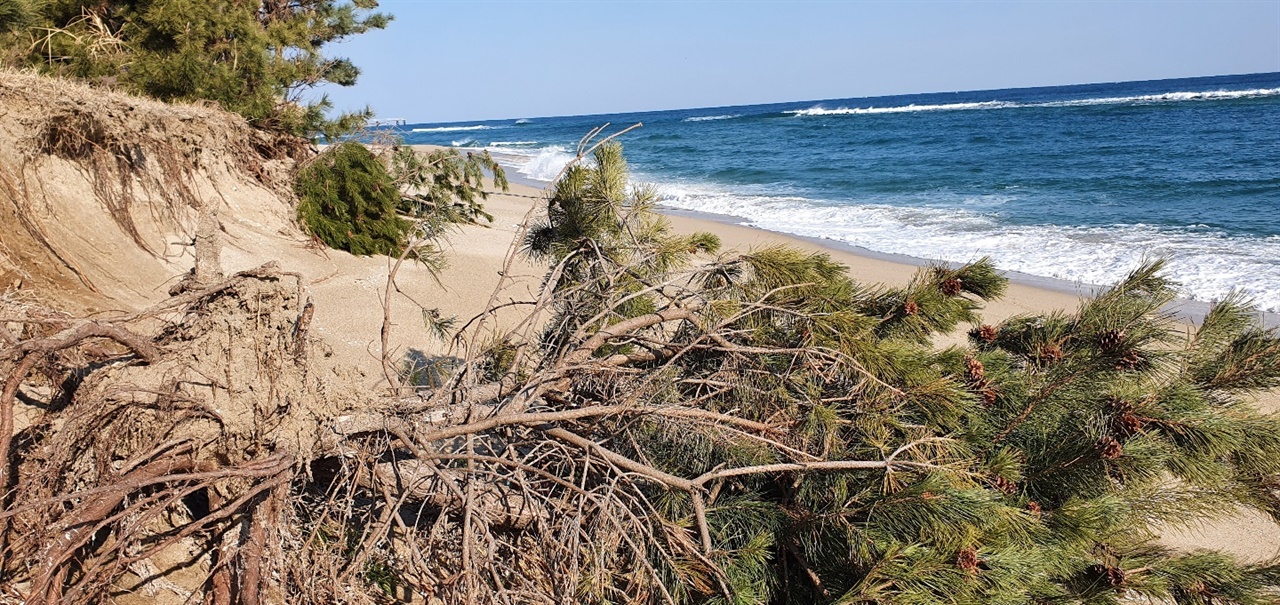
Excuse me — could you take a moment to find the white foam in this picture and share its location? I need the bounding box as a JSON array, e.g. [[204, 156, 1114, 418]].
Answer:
[[509, 146, 579, 183], [1044, 88, 1280, 107], [655, 183, 1280, 312], [515, 119, 533, 124], [788, 101, 1013, 116], [412, 125, 494, 133], [489, 141, 539, 147], [683, 114, 743, 122], [787, 88, 1280, 117]]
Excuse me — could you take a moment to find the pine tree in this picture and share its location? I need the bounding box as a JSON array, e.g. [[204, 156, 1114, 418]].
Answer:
[[524, 140, 720, 354], [295, 141, 410, 256], [6, 0, 390, 136], [472, 139, 1280, 604], [392, 145, 509, 231], [296, 142, 509, 257]]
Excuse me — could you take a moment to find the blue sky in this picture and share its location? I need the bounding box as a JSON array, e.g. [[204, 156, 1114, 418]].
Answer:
[[317, 0, 1280, 123]]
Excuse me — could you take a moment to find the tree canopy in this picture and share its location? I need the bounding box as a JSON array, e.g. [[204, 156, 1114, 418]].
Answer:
[[2, 0, 389, 137]]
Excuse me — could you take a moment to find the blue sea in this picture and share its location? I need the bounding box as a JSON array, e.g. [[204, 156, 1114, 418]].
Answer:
[[390, 73, 1280, 313]]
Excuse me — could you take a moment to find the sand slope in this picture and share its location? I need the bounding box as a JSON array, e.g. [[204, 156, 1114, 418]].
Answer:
[[0, 71, 539, 386]]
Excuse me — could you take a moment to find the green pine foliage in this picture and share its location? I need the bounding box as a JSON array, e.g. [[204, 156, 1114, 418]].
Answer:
[[391, 145, 508, 232], [523, 140, 721, 353], [295, 141, 409, 256], [514, 140, 1280, 604], [4, 0, 389, 137], [297, 142, 509, 257], [0, 0, 40, 32]]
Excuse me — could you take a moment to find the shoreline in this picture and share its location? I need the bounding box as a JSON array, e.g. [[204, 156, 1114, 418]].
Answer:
[[656, 205, 1087, 348], [477, 177, 1088, 334], [424, 147, 1092, 335], [455, 144, 1280, 329], [657, 205, 1280, 329]]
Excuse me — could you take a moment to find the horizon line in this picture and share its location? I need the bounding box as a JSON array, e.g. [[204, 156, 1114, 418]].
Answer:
[[389, 70, 1280, 127]]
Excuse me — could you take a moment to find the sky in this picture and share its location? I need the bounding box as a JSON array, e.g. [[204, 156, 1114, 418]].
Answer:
[[316, 0, 1280, 123]]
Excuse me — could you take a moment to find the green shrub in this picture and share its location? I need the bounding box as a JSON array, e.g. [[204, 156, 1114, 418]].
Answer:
[[295, 142, 410, 256]]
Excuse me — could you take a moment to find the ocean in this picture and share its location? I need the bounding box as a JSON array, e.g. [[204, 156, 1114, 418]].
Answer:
[[389, 73, 1280, 314]]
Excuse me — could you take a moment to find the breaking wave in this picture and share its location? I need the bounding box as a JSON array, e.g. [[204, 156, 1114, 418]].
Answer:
[[788, 88, 1280, 117], [683, 114, 743, 122], [411, 125, 494, 133], [490, 146, 580, 183], [653, 182, 1280, 313]]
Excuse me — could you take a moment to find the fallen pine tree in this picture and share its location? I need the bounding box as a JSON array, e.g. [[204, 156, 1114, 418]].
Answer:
[[2, 137, 1279, 605]]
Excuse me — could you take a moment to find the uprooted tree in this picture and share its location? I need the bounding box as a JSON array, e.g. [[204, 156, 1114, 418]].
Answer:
[[2, 136, 1280, 604]]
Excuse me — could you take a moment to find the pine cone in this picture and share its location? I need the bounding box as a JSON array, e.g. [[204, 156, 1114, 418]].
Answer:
[[981, 387, 998, 405], [1116, 412, 1145, 437], [963, 358, 999, 404], [941, 277, 964, 296], [965, 357, 985, 381], [1026, 500, 1042, 517], [978, 324, 999, 343], [1096, 328, 1126, 353], [1097, 436, 1123, 460], [904, 300, 919, 316], [1105, 398, 1145, 436], [1088, 564, 1127, 587], [957, 547, 980, 574], [994, 475, 1018, 495], [1037, 343, 1064, 365], [1116, 351, 1143, 371]]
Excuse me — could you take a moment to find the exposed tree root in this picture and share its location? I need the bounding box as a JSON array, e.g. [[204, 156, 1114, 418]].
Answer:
[[0, 239, 933, 604]]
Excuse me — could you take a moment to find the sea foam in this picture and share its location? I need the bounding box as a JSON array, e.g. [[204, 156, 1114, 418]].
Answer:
[[683, 114, 743, 122], [653, 182, 1280, 312], [499, 146, 580, 183], [789, 101, 1013, 116], [788, 88, 1280, 117], [412, 125, 494, 133]]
